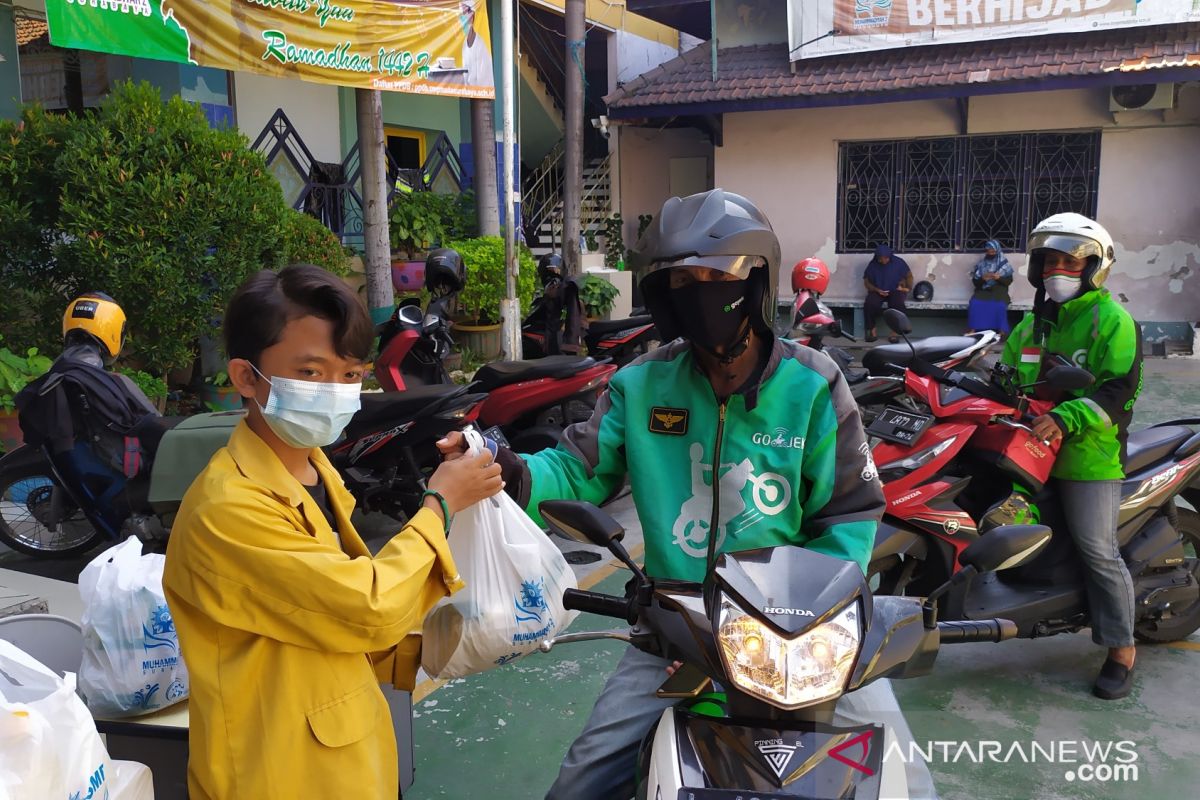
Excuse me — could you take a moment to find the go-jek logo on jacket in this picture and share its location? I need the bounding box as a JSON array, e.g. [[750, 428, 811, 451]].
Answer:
[[751, 427, 805, 450], [142, 603, 178, 653]]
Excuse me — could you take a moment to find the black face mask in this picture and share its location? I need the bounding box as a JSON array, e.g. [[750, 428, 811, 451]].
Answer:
[[670, 279, 751, 358]]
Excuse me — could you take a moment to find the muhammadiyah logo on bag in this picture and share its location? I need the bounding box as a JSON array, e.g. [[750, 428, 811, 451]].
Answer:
[[142, 603, 178, 653], [511, 578, 555, 645]]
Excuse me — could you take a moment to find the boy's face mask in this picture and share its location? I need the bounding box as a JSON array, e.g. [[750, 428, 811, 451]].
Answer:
[[251, 364, 361, 449]]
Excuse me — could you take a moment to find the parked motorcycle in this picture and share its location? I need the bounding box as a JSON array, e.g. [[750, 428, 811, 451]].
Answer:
[[0, 383, 486, 558], [537, 499, 1043, 799], [788, 259, 998, 425], [375, 251, 616, 454], [867, 309, 1200, 644], [521, 255, 657, 366]]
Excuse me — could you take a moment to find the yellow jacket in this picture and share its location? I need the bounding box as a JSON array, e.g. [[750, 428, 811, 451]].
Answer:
[[163, 421, 463, 800]]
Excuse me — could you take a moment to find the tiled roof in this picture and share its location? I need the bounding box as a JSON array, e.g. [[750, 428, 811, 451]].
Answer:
[[605, 23, 1200, 114], [15, 17, 49, 48]]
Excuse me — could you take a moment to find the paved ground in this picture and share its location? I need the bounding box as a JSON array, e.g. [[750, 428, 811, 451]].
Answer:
[[2, 358, 1198, 799]]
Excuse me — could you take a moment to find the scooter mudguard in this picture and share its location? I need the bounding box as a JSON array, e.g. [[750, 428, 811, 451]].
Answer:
[[478, 363, 617, 427], [642, 707, 907, 800], [147, 411, 244, 510]]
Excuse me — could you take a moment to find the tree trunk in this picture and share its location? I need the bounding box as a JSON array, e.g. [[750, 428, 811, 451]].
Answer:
[[471, 99, 500, 237], [355, 89, 394, 322], [563, 0, 585, 278]]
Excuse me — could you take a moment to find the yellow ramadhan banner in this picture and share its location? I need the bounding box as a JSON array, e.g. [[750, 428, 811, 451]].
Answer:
[[46, 0, 496, 98]]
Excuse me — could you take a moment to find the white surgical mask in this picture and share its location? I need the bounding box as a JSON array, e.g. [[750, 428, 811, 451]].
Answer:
[[1044, 275, 1082, 304], [251, 365, 361, 448]]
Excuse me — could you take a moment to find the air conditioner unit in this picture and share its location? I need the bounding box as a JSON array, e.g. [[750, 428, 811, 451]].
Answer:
[[1110, 83, 1176, 112]]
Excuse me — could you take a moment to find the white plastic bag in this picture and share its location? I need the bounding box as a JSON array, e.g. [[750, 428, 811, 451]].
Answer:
[[0, 640, 115, 800], [78, 537, 189, 718], [421, 431, 579, 679]]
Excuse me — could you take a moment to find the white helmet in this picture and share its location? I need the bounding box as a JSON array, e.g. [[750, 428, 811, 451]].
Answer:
[[1027, 212, 1115, 291]]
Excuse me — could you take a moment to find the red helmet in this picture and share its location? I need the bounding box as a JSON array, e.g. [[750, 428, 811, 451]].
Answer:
[[791, 257, 830, 295]]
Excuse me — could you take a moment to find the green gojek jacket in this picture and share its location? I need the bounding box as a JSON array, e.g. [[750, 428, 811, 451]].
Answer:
[[505, 337, 885, 582], [1001, 288, 1144, 481]]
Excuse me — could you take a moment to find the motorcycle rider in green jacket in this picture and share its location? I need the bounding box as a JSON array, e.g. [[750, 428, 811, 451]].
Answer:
[[442, 189, 936, 798], [1001, 212, 1143, 699]]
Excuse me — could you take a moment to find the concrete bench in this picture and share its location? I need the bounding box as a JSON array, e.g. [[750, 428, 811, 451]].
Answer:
[[812, 299, 1033, 338]]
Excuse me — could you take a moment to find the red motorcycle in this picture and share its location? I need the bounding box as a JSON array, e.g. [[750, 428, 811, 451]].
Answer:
[[788, 258, 998, 424], [866, 309, 1200, 643], [375, 250, 615, 453]]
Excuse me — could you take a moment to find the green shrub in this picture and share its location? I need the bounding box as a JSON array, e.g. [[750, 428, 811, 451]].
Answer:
[[446, 236, 536, 325], [580, 275, 620, 318], [278, 208, 351, 276], [117, 367, 169, 401], [0, 339, 53, 413], [390, 190, 477, 259], [53, 81, 286, 375]]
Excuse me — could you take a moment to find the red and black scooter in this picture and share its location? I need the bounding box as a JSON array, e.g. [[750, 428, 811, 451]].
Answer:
[[375, 250, 616, 453], [789, 258, 998, 424], [866, 308, 1200, 644], [522, 253, 657, 367]]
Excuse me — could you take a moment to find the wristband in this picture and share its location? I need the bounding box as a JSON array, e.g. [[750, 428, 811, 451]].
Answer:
[[421, 489, 452, 533]]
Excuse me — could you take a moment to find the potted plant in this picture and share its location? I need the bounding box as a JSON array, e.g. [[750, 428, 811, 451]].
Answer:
[[603, 214, 626, 271], [0, 340, 52, 452], [580, 275, 620, 321], [388, 191, 478, 293], [201, 370, 242, 412], [446, 236, 537, 358]]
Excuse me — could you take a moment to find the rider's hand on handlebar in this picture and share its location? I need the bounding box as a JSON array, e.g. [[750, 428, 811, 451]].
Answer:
[[666, 660, 682, 677], [436, 431, 469, 461], [1031, 414, 1064, 445], [427, 450, 504, 514]]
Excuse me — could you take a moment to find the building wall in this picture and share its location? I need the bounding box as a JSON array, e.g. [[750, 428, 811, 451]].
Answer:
[[611, 29, 682, 89], [235, 72, 343, 163], [710, 87, 1200, 327], [715, 0, 788, 47], [617, 125, 713, 248], [0, 7, 22, 120]]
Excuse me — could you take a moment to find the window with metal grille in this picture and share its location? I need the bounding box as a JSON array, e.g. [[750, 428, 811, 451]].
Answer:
[[837, 131, 1100, 253]]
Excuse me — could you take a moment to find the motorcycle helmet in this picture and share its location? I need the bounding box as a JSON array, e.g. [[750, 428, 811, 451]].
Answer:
[[1026, 213, 1115, 291], [537, 252, 565, 286], [62, 292, 126, 361], [424, 248, 466, 296], [912, 280, 934, 302], [638, 188, 781, 344], [791, 257, 830, 295]]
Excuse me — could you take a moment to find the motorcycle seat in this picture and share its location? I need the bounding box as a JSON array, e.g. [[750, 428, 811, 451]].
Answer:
[[1123, 425, 1193, 474], [352, 384, 471, 429], [861, 336, 980, 375], [472, 355, 596, 393], [586, 316, 654, 337]]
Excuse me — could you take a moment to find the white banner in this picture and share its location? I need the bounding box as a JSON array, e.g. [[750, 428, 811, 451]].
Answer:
[[789, 0, 1200, 61]]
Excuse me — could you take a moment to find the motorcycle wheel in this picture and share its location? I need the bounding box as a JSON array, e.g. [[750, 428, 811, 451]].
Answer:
[[0, 451, 105, 558], [1134, 507, 1200, 643]]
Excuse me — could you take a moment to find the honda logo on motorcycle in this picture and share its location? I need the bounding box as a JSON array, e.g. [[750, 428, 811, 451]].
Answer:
[[755, 738, 802, 779], [764, 606, 815, 617]]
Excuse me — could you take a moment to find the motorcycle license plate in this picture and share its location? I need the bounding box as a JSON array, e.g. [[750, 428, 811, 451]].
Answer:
[[480, 425, 511, 450], [678, 791, 793, 800], [866, 406, 932, 445]]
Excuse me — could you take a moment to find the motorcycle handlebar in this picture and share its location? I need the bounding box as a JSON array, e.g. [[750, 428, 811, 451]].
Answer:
[[563, 588, 633, 622], [936, 619, 1018, 643]]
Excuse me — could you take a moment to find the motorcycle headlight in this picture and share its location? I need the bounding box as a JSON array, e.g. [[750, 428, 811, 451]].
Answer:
[[716, 596, 861, 709], [876, 436, 958, 482]]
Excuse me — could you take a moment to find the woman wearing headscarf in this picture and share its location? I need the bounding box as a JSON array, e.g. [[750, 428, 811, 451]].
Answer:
[[967, 239, 1014, 335]]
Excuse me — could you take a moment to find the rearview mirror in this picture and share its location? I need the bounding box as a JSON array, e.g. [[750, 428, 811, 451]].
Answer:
[[539, 500, 625, 548], [960, 525, 1051, 573], [396, 305, 423, 326], [1044, 364, 1095, 392], [883, 308, 912, 335]]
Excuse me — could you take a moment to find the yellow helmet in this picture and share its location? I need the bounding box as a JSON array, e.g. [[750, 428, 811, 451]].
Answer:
[[63, 293, 127, 360]]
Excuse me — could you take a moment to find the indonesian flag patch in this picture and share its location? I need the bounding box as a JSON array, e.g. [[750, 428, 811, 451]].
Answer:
[[1020, 347, 1041, 364]]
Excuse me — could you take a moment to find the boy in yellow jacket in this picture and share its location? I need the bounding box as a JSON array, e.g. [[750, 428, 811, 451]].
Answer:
[[164, 264, 502, 799]]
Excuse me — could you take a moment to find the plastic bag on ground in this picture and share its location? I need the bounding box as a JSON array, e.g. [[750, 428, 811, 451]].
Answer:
[[0, 639, 115, 800], [78, 537, 189, 718], [421, 431, 579, 679]]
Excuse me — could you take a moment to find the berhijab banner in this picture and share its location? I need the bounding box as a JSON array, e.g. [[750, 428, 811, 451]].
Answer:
[[790, 0, 1199, 60]]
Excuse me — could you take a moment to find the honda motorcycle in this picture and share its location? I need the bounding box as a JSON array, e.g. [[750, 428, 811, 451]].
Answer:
[[867, 309, 1200, 644], [375, 291, 616, 454], [0, 383, 485, 558], [537, 499, 1044, 799], [790, 290, 998, 425]]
